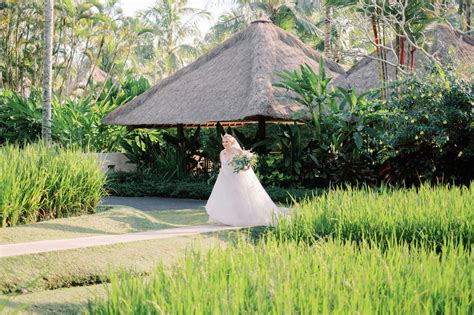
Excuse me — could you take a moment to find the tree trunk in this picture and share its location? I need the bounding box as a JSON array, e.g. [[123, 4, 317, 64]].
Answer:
[[42, 0, 54, 145], [410, 46, 416, 70], [380, 22, 389, 96], [324, 5, 332, 57], [399, 36, 405, 68], [371, 14, 385, 98], [467, 0, 472, 34], [86, 35, 105, 88]]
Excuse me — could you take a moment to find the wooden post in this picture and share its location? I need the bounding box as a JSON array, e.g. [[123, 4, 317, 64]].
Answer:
[[177, 123, 186, 155], [255, 117, 266, 154], [257, 117, 266, 141], [176, 124, 185, 176]]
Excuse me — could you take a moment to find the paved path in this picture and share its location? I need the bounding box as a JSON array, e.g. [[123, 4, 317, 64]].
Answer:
[[100, 196, 206, 211], [0, 197, 224, 258], [0, 224, 242, 258]]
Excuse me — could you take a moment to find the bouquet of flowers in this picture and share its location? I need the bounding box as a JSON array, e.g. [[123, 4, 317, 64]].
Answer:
[[229, 150, 258, 173]]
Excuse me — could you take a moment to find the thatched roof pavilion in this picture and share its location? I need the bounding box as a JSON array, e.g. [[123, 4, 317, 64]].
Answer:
[[346, 23, 474, 92], [104, 20, 349, 128]]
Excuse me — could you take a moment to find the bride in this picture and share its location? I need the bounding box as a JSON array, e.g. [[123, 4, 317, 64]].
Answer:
[[205, 134, 280, 226]]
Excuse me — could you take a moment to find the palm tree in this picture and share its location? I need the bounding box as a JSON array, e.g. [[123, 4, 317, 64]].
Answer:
[[141, 0, 210, 79], [244, 0, 320, 33], [325, 0, 389, 95], [325, 0, 435, 97], [42, 0, 54, 144], [206, 0, 323, 46], [324, 3, 332, 56], [467, 0, 472, 34], [205, 9, 249, 47], [386, 0, 434, 70]]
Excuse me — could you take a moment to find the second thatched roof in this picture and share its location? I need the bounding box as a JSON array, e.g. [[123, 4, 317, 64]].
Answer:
[[104, 20, 349, 128], [346, 23, 474, 92]]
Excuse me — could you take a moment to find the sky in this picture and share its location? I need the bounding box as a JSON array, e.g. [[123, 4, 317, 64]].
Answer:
[[119, 0, 234, 35]]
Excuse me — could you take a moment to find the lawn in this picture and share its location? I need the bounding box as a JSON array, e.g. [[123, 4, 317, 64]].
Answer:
[[0, 202, 228, 313], [0, 233, 230, 313], [0, 206, 209, 244], [0, 283, 106, 314]]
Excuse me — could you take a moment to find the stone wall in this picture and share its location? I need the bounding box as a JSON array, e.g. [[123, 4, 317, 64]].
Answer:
[[94, 153, 136, 173]]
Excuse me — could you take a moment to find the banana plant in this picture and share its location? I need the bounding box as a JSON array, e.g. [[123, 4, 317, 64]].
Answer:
[[162, 127, 203, 178], [274, 57, 334, 143], [253, 123, 308, 181], [0, 89, 42, 144], [276, 124, 305, 177], [120, 133, 163, 170]]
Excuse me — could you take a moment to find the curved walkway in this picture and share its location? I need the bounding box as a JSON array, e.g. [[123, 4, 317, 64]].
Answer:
[[100, 196, 207, 211], [0, 224, 241, 258], [1, 197, 241, 258]]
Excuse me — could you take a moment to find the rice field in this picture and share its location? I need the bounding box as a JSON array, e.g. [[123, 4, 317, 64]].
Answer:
[[275, 184, 473, 248], [88, 184, 474, 314], [0, 143, 105, 227], [88, 237, 473, 314]]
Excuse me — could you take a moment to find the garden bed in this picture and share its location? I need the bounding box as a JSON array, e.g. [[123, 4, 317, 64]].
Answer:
[[105, 171, 323, 203]]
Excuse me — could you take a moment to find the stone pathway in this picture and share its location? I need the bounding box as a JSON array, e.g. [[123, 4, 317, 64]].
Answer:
[[1, 197, 284, 258], [0, 224, 242, 258], [100, 196, 206, 211]]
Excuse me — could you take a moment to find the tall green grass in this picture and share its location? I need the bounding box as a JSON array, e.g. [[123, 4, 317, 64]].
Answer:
[[88, 237, 473, 314], [0, 143, 106, 227], [276, 184, 474, 248], [89, 186, 473, 313]]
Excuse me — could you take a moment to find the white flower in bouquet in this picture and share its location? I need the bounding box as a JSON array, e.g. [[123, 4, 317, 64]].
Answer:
[[229, 150, 258, 173]]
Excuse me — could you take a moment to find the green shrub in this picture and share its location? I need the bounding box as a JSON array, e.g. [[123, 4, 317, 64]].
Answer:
[[120, 128, 205, 180], [273, 61, 388, 187], [0, 143, 106, 227], [380, 68, 473, 185], [88, 237, 473, 314], [105, 171, 319, 203], [0, 89, 42, 145], [275, 183, 474, 249], [0, 76, 150, 151]]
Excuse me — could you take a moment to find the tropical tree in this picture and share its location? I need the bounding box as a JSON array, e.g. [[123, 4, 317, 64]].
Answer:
[[209, 0, 321, 42], [0, 0, 44, 94], [42, 0, 54, 144], [325, 0, 436, 97], [140, 0, 210, 80], [466, 0, 472, 33], [250, 0, 319, 33], [204, 9, 249, 48], [324, 2, 332, 56]]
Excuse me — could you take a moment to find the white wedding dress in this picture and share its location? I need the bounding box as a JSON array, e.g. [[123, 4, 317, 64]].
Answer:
[[205, 150, 280, 226]]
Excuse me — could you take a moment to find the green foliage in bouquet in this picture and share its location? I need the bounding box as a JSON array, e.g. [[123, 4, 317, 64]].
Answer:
[[229, 150, 258, 173]]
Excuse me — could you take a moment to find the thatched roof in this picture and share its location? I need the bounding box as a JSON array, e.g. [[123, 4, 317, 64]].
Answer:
[[346, 23, 474, 92], [69, 65, 112, 97], [104, 20, 349, 128]]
